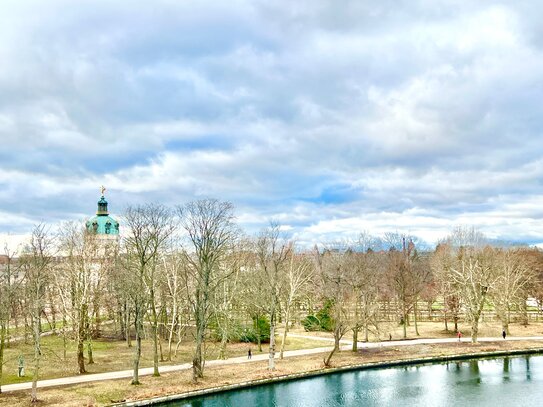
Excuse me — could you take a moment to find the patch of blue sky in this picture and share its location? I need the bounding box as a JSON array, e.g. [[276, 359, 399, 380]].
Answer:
[[118, 19, 274, 66], [302, 183, 361, 205], [0, 150, 74, 175], [164, 136, 235, 152], [113, 80, 222, 122], [83, 151, 153, 174]]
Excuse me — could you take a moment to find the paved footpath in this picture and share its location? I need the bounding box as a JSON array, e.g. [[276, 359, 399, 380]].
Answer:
[[3, 335, 543, 393]]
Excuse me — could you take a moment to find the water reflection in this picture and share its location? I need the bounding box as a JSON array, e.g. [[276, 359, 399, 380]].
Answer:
[[469, 360, 482, 385], [526, 356, 532, 381], [503, 357, 510, 382], [173, 355, 543, 407]]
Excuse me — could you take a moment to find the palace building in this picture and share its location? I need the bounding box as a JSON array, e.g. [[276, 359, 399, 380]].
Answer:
[[85, 187, 120, 245]]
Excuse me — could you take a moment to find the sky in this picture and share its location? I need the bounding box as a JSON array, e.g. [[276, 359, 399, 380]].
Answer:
[[1, 0, 543, 247]]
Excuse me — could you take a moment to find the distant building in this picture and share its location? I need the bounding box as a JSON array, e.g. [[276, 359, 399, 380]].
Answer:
[[85, 187, 120, 247]]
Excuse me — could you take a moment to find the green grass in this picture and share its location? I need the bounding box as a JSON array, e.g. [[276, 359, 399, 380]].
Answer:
[[0, 329, 328, 387], [4, 321, 65, 338]]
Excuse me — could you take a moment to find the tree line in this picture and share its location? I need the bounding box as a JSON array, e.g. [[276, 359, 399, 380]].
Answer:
[[1, 200, 543, 400]]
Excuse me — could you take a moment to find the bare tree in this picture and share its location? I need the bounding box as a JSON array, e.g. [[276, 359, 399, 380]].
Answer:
[[344, 249, 381, 350], [20, 225, 54, 402], [160, 250, 188, 361], [178, 199, 237, 382], [123, 203, 175, 384], [410, 254, 432, 336], [447, 226, 487, 249], [432, 243, 461, 332], [0, 239, 20, 394], [211, 239, 248, 360], [256, 223, 290, 370], [56, 223, 100, 374], [439, 227, 496, 343], [385, 239, 421, 339], [315, 247, 352, 367], [240, 255, 268, 353], [448, 246, 496, 343], [523, 249, 543, 323], [279, 248, 313, 359], [490, 249, 536, 334]]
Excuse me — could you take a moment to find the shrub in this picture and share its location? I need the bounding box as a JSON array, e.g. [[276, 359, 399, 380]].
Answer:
[[302, 300, 334, 332], [302, 315, 321, 331], [240, 315, 270, 344], [208, 317, 244, 342]]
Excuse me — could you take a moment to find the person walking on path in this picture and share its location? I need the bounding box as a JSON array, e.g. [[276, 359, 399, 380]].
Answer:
[[248, 348, 252, 359], [502, 329, 507, 340], [457, 331, 462, 342]]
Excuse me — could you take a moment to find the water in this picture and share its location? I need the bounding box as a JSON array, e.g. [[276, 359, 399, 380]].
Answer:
[[166, 355, 543, 406]]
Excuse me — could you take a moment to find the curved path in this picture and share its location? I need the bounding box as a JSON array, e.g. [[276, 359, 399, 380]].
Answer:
[[3, 335, 543, 393]]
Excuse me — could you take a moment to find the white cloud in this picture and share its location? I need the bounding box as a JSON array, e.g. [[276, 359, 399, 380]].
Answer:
[[0, 1, 543, 246]]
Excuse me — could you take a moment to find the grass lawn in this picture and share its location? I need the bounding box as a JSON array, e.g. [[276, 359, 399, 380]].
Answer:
[[3, 321, 61, 339], [289, 320, 543, 342], [0, 330, 327, 386]]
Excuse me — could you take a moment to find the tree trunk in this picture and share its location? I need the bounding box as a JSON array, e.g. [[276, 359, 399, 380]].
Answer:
[[24, 313, 30, 344], [471, 318, 479, 343], [414, 300, 420, 336], [87, 340, 94, 365], [255, 314, 262, 352], [324, 332, 340, 367], [279, 302, 291, 359], [506, 307, 511, 335], [471, 293, 488, 344], [268, 306, 276, 371], [0, 324, 5, 394], [94, 303, 101, 338], [167, 313, 177, 361], [521, 299, 528, 326], [78, 303, 87, 373], [49, 293, 57, 331], [62, 315, 68, 361], [152, 321, 159, 376], [192, 293, 206, 382], [352, 327, 358, 352], [86, 303, 94, 365], [77, 338, 85, 374], [471, 307, 483, 343], [150, 288, 160, 377], [31, 314, 41, 402], [132, 310, 142, 385], [125, 300, 131, 348], [352, 299, 359, 352], [444, 301, 448, 331], [158, 331, 164, 363], [219, 330, 228, 360], [192, 338, 203, 381], [402, 308, 407, 339]]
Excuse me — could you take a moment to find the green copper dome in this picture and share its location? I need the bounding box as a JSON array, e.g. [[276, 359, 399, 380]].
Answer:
[[86, 194, 119, 235]]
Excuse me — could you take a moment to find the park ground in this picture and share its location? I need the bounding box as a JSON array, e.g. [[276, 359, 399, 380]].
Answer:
[[2, 320, 543, 406]]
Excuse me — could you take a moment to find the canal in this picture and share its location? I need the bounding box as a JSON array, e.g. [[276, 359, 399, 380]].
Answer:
[[164, 354, 543, 406]]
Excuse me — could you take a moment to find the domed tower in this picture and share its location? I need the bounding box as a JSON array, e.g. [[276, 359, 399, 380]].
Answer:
[[86, 187, 119, 243]]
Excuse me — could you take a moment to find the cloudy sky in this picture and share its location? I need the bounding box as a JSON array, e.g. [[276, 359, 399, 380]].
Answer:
[[1, 0, 543, 246]]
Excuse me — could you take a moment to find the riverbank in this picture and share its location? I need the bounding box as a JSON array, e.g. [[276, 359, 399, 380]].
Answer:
[[3, 339, 543, 406]]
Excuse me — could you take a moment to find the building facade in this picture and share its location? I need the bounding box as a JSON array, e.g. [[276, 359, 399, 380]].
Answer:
[[85, 189, 120, 248]]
